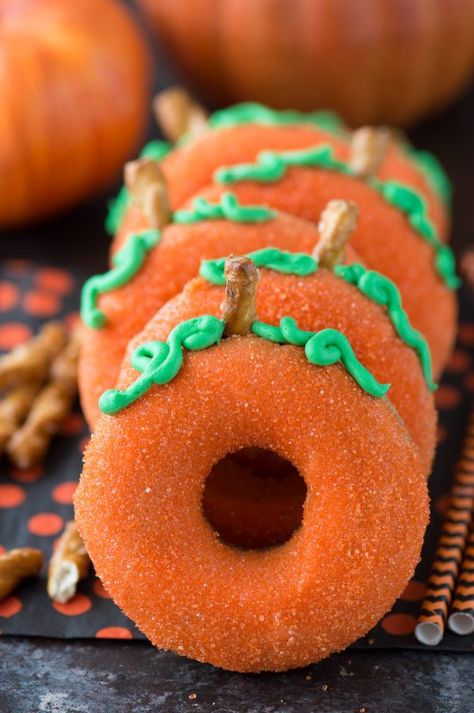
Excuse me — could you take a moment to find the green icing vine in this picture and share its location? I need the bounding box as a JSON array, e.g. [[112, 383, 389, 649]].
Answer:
[[81, 229, 161, 329], [252, 317, 390, 399], [99, 314, 388, 415], [334, 263, 436, 391], [405, 145, 452, 205], [99, 315, 225, 414], [200, 248, 318, 285], [214, 144, 459, 290], [105, 140, 172, 235], [173, 192, 276, 224], [208, 103, 346, 135]]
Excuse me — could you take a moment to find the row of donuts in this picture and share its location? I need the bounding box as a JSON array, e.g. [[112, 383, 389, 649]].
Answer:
[[75, 97, 458, 672]]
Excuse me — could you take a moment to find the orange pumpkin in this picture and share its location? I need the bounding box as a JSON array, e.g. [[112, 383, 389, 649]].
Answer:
[[138, 0, 474, 126], [0, 0, 150, 227]]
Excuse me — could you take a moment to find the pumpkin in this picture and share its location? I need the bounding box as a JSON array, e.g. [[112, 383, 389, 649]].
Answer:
[[0, 0, 150, 228], [75, 255, 429, 671], [137, 0, 474, 126]]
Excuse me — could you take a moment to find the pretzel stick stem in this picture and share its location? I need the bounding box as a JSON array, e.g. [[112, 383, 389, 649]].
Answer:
[[124, 158, 171, 230], [153, 87, 208, 143], [222, 256, 259, 337], [349, 127, 391, 179], [313, 200, 359, 269]]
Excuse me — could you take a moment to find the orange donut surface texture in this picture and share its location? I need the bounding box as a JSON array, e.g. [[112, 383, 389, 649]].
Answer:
[[157, 124, 447, 237], [126, 268, 437, 475], [186, 173, 456, 377], [79, 212, 323, 427], [75, 333, 429, 672]]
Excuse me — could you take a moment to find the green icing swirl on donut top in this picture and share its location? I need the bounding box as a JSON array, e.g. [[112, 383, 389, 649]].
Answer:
[[404, 145, 452, 205], [105, 140, 172, 235], [201, 248, 435, 391], [207, 103, 346, 136], [214, 144, 459, 290], [99, 315, 389, 415], [81, 229, 161, 329], [173, 192, 276, 224]]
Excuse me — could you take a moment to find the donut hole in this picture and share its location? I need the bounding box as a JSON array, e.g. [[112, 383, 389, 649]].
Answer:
[[202, 447, 307, 550]]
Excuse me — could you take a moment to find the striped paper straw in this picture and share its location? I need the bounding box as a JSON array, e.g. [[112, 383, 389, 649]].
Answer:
[[415, 408, 474, 646], [448, 523, 474, 635]]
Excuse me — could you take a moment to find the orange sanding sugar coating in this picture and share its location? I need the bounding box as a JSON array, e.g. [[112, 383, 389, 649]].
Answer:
[[75, 336, 429, 672], [190, 171, 456, 376], [79, 212, 321, 428], [158, 124, 448, 237], [128, 269, 436, 476]]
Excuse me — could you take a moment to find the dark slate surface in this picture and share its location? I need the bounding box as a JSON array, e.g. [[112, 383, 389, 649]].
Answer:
[[0, 3, 474, 708]]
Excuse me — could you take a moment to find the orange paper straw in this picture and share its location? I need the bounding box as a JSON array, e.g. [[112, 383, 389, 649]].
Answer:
[[448, 523, 474, 636], [415, 409, 474, 646]]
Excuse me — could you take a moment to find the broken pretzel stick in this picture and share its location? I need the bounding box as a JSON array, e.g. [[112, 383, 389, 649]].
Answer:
[[313, 200, 359, 269], [153, 86, 208, 143], [349, 127, 391, 179], [0, 382, 41, 454], [222, 256, 259, 337], [0, 321, 66, 390], [6, 330, 80, 469], [0, 547, 44, 601], [47, 521, 90, 604], [125, 158, 171, 230]]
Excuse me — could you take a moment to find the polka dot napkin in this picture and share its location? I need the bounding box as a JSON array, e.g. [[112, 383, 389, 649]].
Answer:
[[0, 259, 473, 650]]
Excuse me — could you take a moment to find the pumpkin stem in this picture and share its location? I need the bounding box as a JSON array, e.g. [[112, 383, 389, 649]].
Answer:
[[124, 158, 171, 229], [349, 127, 391, 178], [222, 256, 259, 337], [313, 200, 359, 269], [153, 87, 208, 143]]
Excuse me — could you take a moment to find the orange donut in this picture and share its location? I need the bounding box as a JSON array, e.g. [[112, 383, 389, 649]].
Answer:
[[156, 121, 449, 236], [75, 332, 429, 672], [79, 209, 323, 427], [186, 169, 457, 376]]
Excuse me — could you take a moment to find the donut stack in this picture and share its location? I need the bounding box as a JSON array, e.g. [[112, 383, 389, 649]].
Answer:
[[75, 94, 458, 672]]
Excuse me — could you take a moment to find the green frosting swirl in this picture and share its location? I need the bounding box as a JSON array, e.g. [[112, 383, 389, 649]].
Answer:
[[208, 103, 346, 136], [335, 263, 436, 391], [81, 229, 160, 329], [404, 146, 452, 205], [173, 192, 276, 224], [99, 315, 225, 414], [105, 140, 172, 235], [200, 248, 318, 285], [214, 144, 458, 290], [99, 314, 388, 414], [252, 317, 390, 398]]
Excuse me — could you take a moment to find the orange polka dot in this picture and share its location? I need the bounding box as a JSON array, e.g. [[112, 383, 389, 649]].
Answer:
[[435, 494, 451, 514], [435, 385, 462, 410], [458, 323, 474, 347], [400, 579, 426, 601], [28, 512, 64, 536], [96, 626, 133, 639], [9, 465, 44, 483], [0, 282, 19, 311], [52, 593, 92, 616], [0, 596, 22, 618], [447, 350, 471, 373], [0, 484, 26, 508], [60, 413, 86, 435], [35, 268, 74, 295], [437, 424, 447, 444], [52, 481, 77, 505], [381, 613, 416, 636], [23, 291, 61, 317], [0, 323, 31, 350], [93, 578, 112, 599]]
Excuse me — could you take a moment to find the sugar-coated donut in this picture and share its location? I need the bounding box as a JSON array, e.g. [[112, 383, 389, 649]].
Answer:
[[187, 167, 457, 375], [79, 208, 323, 427], [75, 332, 429, 672], [157, 122, 449, 237]]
